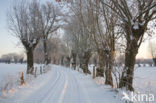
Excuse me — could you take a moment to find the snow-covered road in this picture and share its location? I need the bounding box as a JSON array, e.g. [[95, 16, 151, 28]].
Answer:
[[1, 64, 156, 103], [13, 65, 118, 103]]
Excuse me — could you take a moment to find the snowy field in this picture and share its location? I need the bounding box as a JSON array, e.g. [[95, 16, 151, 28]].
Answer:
[[0, 63, 44, 87], [0, 63, 155, 103], [134, 66, 156, 99], [0, 63, 43, 82], [0, 63, 26, 82]]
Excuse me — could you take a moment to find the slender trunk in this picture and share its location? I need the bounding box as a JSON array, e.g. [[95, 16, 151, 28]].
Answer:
[[61, 56, 64, 65], [105, 50, 114, 87], [26, 48, 34, 74], [153, 58, 156, 66], [43, 37, 48, 65], [96, 49, 105, 77], [66, 56, 70, 67], [53, 56, 56, 64], [119, 40, 138, 91], [71, 51, 76, 70]]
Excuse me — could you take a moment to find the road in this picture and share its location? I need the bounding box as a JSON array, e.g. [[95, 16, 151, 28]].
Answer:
[[15, 65, 118, 103]]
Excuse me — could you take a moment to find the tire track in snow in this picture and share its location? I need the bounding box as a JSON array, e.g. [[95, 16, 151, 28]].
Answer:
[[66, 70, 84, 103], [62, 69, 74, 103], [61, 69, 92, 103], [46, 68, 66, 102], [21, 67, 61, 103], [72, 71, 92, 103], [38, 69, 61, 103], [40, 68, 65, 103], [57, 75, 69, 103]]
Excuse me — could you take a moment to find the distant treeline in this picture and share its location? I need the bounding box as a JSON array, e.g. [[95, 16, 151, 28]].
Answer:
[[0, 53, 25, 64]]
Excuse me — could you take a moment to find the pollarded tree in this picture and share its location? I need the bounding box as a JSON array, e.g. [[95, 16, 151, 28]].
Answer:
[[89, 0, 120, 87], [100, 0, 156, 91], [74, 0, 120, 87], [8, 0, 42, 74]]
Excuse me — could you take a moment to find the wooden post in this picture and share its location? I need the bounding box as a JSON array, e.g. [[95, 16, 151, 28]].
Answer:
[[40, 66, 42, 74], [34, 67, 37, 78], [43, 65, 45, 73], [93, 66, 96, 79], [20, 71, 25, 85]]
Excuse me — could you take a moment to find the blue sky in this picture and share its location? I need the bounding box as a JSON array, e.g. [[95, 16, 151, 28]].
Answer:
[[0, 0, 152, 59]]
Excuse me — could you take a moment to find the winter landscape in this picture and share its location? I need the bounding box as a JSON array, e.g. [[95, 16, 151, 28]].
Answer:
[[0, 0, 156, 103]]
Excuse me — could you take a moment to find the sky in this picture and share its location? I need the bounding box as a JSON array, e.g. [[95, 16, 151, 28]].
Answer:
[[0, 0, 51, 56], [0, 0, 154, 59], [0, 0, 24, 56]]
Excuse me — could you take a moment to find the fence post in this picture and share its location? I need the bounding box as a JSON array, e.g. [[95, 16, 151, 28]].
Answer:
[[40, 66, 42, 75], [34, 67, 37, 78], [93, 66, 96, 79], [43, 65, 45, 73], [20, 71, 25, 85]]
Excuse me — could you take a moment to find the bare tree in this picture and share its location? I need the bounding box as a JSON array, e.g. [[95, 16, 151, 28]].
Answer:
[[73, 0, 119, 86], [100, 0, 156, 91], [40, 2, 61, 65], [0, 53, 24, 64], [34, 41, 44, 64], [8, 0, 42, 74], [34, 35, 68, 65], [1, 54, 12, 64], [63, 12, 92, 74]]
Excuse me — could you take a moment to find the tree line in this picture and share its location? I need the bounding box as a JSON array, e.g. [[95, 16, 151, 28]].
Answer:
[[8, 0, 156, 91], [62, 0, 156, 91], [0, 53, 24, 64]]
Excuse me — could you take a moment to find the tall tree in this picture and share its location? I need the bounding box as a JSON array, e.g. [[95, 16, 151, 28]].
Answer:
[[88, 0, 119, 87], [40, 2, 60, 65], [63, 14, 92, 74], [100, 0, 156, 91], [8, 0, 42, 74]]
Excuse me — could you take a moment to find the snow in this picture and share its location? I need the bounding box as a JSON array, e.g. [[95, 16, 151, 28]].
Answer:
[[33, 39, 36, 44], [0, 63, 42, 82], [130, 35, 133, 40], [0, 63, 44, 98], [0, 64, 122, 103], [134, 67, 156, 98], [0, 64, 156, 103], [133, 22, 139, 30]]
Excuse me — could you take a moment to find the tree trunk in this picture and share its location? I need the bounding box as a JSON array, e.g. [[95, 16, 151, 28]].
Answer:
[[61, 56, 64, 65], [153, 58, 156, 66], [79, 50, 91, 74], [71, 51, 76, 70], [96, 49, 105, 77], [43, 37, 49, 65], [119, 40, 138, 91], [105, 50, 114, 87], [26, 48, 34, 74], [66, 56, 70, 67]]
